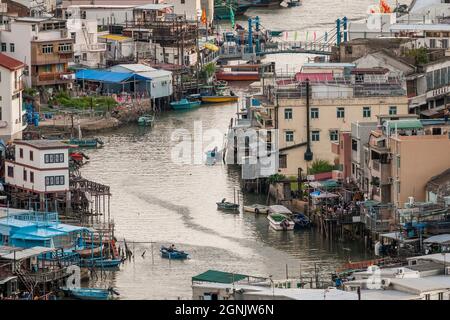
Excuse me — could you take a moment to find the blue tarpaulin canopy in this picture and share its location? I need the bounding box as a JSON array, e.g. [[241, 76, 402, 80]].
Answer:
[[75, 69, 150, 83]]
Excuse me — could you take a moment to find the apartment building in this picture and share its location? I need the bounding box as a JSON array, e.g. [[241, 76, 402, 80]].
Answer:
[[366, 118, 450, 206], [0, 17, 74, 89], [66, 15, 106, 68], [5, 140, 70, 210], [258, 65, 408, 176], [0, 53, 26, 141]]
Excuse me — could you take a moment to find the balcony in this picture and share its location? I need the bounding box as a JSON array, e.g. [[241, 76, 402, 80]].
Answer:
[[371, 160, 391, 185], [80, 43, 107, 52], [32, 71, 74, 86]]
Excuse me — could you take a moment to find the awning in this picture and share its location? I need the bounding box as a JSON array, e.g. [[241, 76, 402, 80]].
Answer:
[[310, 191, 339, 199], [387, 120, 423, 130], [75, 69, 149, 84], [192, 270, 249, 284], [424, 234, 450, 245]]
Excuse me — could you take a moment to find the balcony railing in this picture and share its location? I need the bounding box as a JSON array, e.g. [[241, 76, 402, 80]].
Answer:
[[80, 43, 107, 52]]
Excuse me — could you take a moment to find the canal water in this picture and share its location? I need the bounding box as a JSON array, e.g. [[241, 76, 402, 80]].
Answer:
[[80, 0, 408, 299]]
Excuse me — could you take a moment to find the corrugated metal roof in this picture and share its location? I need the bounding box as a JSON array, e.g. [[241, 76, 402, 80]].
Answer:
[[424, 234, 450, 244], [0, 246, 54, 260]]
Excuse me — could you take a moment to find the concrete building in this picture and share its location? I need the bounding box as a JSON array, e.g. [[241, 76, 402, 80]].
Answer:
[[66, 15, 106, 68], [366, 118, 450, 206], [0, 17, 74, 89], [0, 53, 26, 141], [4, 140, 70, 211], [426, 168, 450, 206], [257, 65, 408, 176], [98, 34, 135, 66]]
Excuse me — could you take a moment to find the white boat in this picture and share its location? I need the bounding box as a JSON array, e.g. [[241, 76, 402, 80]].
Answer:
[[267, 213, 295, 231], [243, 204, 270, 214]]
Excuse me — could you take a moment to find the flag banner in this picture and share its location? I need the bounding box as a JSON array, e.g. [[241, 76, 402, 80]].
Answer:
[[201, 8, 207, 25]]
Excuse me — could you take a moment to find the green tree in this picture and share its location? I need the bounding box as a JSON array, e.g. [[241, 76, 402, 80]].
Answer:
[[308, 159, 334, 175], [405, 47, 429, 65]]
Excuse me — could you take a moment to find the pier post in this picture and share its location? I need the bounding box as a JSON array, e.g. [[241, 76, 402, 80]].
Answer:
[[336, 18, 341, 46]]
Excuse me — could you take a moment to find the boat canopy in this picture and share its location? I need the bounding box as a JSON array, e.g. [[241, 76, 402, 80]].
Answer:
[[309, 191, 339, 199], [75, 69, 150, 83], [192, 270, 249, 284], [0, 246, 55, 260]]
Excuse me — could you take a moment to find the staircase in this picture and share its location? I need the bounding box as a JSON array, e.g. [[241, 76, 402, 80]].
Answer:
[[14, 262, 37, 297]]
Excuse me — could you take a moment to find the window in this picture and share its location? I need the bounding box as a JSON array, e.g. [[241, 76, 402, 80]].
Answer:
[[337, 107, 345, 118], [82, 53, 87, 61], [56, 64, 64, 72], [58, 43, 72, 52], [425, 294, 430, 300], [430, 39, 436, 48], [44, 153, 64, 163], [389, 106, 397, 115], [9, 43, 14, 52], [284, 108, 293, 120], [329, 130, 338, 141], [23, 169, 27, 182], [29, 150, 33, 161], [42, 44, 54, 54], [41, 65, 52, 73], [19, 148, 23, 158], [45, 176, 64, 186], [397, 156, 400, 169], [285, 131, 294, 142], [0, 107, 2, 121], [1, 43, 6, 52], [279, 154, 287, 168], [438, 292, 444, 300], [352, 139, 358, 151], [7, 166, 13, 178], [312, 130, 320, 142], [30, 171, 34, 183], [181, 0, 185, 3], [363, 106, 371, 118], [311, 108, 319, 119], [70, 32, 76, 40], [32, 24, 36, 31]]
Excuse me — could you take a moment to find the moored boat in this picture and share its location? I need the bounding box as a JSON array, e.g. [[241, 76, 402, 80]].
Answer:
[[138, 114, 154, 126], [216, 198, 239, 211], [80, 257, 122, 268], [170, 98, 201, 110], [267, 213, 295, 231], [62, 287, 115, 300], [160, 246, 189, 260], [243, 204, 270, 214], [215, 71, 260, 81], [74, 245, 103, 258], [200, 95, 239, 103], [65, 138, 104, 148], [292, 212, 311, 228]]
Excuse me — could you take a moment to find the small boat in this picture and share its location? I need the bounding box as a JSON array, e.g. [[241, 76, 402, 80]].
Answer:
[[63, 287, 117, 300], [69, 151, 89, 162], [160, 246, 189, 260], [170, 98, 201, 110], [292, 212, 311, 228], [216, 198, 239, 211], [74, 245, 103, 258], [206, 146, 221, 165], [138, 114, 154, 126], [243, 204, 270, 214], [267, 213, 295, 231], [215, 71, 260, 81], [67, 138, 103, 148], [200, 95, 239, 103], [80, 257, 122, 268]]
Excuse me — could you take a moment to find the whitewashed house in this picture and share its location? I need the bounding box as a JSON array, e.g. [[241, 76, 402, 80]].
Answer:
[[66, 13, 106, 68], [5, 140, 70, 208], [109, 64, 173, 99], [0, 53, 27, 142]]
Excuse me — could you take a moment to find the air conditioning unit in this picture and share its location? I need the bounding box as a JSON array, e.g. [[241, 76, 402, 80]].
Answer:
[[381, 278, 391, 288]]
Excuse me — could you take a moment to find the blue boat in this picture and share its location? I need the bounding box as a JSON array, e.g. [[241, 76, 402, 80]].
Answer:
[[63, 287, 115, 300], [160, 246, 189, 260], [80, 257, 122, 268], [170, 97, 202, 110], [292, 213, 311, 228]]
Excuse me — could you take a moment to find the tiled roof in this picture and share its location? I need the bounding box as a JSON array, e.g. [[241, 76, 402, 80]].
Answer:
[[0, 53, 25, 71]]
